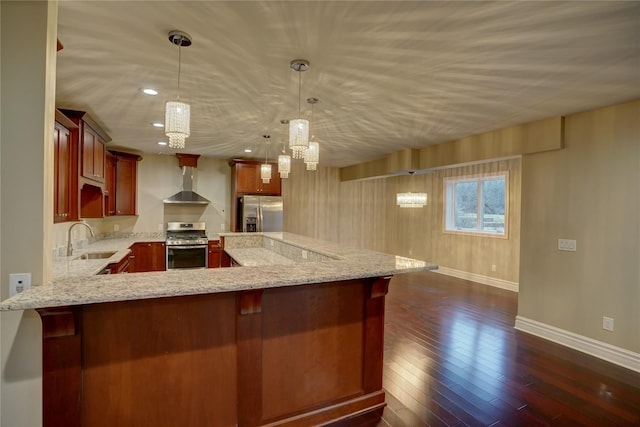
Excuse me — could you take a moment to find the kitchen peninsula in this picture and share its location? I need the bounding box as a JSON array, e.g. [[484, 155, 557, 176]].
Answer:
[[1, 232, 436, 427]]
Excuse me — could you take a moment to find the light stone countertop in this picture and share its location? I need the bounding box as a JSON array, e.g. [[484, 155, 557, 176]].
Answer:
[[1, 232, 437, 311], [225, 248, 296, 266]]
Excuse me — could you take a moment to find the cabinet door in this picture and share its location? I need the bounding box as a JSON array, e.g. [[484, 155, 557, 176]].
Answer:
[[130, 242, 166, 273], [149, 242, 166, 271], [208, 241, 221, 268], [115, 156, 137, 215], [260, 173, 281, 195], [81, 126, 105, 183], [104, 152, 117, 216], [54, 121, 71, 222], [235, 162, 259, 193]]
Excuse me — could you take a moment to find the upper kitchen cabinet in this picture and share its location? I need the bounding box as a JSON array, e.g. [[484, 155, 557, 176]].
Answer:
[[60, 109, 112, 218], [59, 109, 111, 185], [53, 110, 79, 223], [230, 159, 281, 195], [105, 150, 141, 216]]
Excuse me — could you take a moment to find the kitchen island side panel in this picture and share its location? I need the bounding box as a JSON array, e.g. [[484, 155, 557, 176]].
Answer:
[[37, 277, 390, 427]]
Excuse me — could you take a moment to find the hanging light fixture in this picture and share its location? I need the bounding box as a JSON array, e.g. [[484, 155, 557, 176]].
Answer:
[[278, 120, 291, 178], [261, 135, 272, 183], [396, 192, 428, 208], [304, 97, 320, 171], [289, 59, 310, 159], [165, 30, 192, 149]]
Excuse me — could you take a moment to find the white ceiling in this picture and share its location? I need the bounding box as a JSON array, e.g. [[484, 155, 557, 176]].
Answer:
[[55, 1, 640, 168]]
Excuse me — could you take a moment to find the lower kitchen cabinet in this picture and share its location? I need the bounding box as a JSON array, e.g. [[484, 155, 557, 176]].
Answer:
[[129, 242, 166, 273], [104, 251, 131, 274], [208, 241, 221, 268]]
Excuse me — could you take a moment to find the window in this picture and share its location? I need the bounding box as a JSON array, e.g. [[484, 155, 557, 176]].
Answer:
[[444, 173, 507, 236]]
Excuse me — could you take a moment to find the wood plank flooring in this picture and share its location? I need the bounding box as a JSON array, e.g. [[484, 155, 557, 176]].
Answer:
[[378, 271, 640, 426]]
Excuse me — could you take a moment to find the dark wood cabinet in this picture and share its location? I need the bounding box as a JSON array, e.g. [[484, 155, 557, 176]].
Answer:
[[232, 159, 281, 195], [53, 110, 78, 223], [207, 240, 221, 268], [105, 150, 140, 216], [230, 159, 281, 231], [104, 152, 117, 215], [104, 251, 131, 274], [129, 242, 166, 273], [81, 125, 106, 183]]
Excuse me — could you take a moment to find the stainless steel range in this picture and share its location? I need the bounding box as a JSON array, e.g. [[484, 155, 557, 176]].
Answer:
[[165, 222, 208, 270]]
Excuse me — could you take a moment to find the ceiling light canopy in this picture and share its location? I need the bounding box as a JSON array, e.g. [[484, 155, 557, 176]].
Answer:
[[289, 59, 310, 159], [165, 30, 192, 149]]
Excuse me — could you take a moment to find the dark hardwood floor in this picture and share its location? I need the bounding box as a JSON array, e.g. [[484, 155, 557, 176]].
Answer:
[[378, 271, 640, 426]]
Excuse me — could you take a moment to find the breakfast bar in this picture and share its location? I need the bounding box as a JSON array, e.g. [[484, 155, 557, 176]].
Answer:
[[1, 233, 436, 427]]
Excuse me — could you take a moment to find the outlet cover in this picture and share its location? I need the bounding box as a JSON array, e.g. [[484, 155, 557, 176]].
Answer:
[[9, 273, 32, 297], [558, 239, 577, 251], [301, 250, 308, 259], [603, 316, 614, 332]]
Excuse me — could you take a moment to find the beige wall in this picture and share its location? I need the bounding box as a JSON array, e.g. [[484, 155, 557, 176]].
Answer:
[[1, 1, 58, 425], [284, 158, 521, 283], [519, 100, 640, 353]]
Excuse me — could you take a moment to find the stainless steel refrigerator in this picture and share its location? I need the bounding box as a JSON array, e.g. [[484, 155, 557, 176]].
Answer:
[[238, 195, 283, 232]]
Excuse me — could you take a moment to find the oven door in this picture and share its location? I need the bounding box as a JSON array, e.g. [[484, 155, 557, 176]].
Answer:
[[166, 245, 208, 270]]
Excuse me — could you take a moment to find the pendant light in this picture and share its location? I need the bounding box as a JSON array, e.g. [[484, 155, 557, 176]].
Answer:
[[304, 97, 320, 171], [165, 30, 191, 149], [261, 134, 272, 183], [278, 120, 291, 178], [289, 59, 310, 159]]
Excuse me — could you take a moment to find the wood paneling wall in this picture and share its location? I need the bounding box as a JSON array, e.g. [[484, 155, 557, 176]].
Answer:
[[284, 158, 521, 283]]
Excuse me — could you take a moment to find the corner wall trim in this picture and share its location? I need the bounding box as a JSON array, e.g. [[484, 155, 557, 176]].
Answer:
[[515, 316, 640, 373], [433, 266, 519, 292]]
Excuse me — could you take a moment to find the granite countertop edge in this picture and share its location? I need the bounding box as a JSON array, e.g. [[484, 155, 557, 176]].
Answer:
[[1, 233, 437, 311]]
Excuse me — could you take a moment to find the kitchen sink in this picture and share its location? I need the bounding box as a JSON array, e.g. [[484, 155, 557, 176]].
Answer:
[[75, 251, 117, 260]]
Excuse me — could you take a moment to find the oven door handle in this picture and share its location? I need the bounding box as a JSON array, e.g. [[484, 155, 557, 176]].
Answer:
[[167, 245, 208, 250]]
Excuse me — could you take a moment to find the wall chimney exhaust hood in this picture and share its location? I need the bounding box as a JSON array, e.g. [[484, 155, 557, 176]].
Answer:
[[163, 154, 210, 205]]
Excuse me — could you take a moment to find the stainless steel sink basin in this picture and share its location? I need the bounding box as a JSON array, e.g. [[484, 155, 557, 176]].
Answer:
[[75, 251, 117, 260]]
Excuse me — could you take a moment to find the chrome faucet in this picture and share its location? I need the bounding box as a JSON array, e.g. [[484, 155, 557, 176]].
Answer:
[[67, 222, 95, 256]]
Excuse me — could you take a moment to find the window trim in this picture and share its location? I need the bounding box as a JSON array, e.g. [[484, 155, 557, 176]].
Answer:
[[443, 171, 509, 239]]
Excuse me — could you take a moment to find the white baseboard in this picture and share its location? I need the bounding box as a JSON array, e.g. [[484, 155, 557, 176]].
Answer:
[[515, 316, 640, 373], [433, 266, 519, 292]]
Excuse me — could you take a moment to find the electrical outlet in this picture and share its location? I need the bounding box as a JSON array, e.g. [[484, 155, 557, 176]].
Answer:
[[220, 223, 225, 231], [158, 223, 163, 231], [9, 273, 32, 297], [270, 239, 274, 247], [302, 250, 308, 259], [114, 224, 120, 232], [409, 249, 413, 255], [603, 316, 614, 332], [558, 239, 577, 251], [491, 264, 497, 272]]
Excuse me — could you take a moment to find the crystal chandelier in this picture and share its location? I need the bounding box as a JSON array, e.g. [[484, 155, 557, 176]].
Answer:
[[289, 59, 310, 159], [165, 30, 191, 149], [305, 97, 320, 171], [261, 135, 272, 183], [396, 192, 428, 208], [278, 149, 291, 179]]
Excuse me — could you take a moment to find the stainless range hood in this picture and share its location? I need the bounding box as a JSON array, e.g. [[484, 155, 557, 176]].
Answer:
[[163, 154, 210, 205]]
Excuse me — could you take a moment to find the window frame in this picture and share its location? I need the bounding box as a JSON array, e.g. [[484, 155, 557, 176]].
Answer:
[[443, 172, 509, 238]]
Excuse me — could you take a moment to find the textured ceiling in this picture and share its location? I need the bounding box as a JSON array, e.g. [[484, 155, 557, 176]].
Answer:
[[55, 1, 640, 168]]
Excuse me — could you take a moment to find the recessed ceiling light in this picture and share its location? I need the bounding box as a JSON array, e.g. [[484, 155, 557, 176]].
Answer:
[[152, 122, 164, 128], [158, 141, 168, 146], [142, 88, 158, 95], [244, 149, 252, 153]]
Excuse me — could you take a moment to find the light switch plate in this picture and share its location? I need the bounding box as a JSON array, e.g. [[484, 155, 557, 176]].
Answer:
[[558, 239, 577, 251]]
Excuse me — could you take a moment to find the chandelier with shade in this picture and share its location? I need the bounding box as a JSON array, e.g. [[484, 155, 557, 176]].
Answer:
[[288, 59, 310, 159], [304, 97, 320, 171], [165, 30, 192, 149]]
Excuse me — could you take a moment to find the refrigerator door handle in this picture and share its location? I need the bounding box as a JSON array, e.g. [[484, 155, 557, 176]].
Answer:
[[258, 206, 263, 232]]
